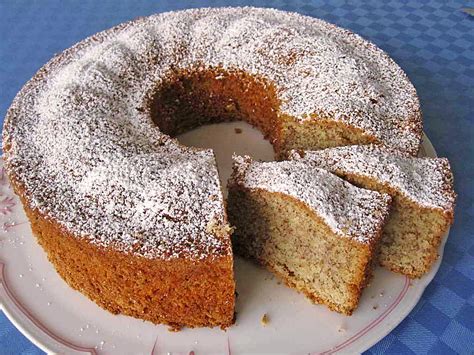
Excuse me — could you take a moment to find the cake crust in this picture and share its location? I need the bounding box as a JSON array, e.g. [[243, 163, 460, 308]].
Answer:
[[15, 183, 235, 329]]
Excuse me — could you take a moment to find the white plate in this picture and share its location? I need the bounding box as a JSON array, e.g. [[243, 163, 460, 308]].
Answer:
[[0, 122, 447, 354]]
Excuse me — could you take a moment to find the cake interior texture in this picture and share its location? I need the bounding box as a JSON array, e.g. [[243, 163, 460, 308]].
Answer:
[[227, 188, 377, 315], [335, 174, 452, 278]]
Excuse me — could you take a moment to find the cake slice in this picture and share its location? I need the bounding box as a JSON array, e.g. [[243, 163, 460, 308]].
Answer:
[[289, 145, 456, 278], [227, 156, 392, 315]]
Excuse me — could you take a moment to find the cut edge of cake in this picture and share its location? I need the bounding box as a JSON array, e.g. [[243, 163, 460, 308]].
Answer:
[[227, 155, 392, 315]]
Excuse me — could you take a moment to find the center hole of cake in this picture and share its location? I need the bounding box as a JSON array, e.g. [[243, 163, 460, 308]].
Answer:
[[150, 68, 278, 189], [178, 121, 274, 189]]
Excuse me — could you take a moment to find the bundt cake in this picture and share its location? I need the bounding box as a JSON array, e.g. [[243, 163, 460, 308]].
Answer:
[[289, 145, 456, 278], [227, 156, 392, 315], [3, 7, 423, 326]]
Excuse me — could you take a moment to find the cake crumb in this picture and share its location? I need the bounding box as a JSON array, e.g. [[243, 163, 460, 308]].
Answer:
[[234, 128, 243, 134], [225, 102, 236, 112], [206, 218, 234, 237], [373, 305, 378, 310], [338, 325, 346, 333], [261, 313, 269, 326]]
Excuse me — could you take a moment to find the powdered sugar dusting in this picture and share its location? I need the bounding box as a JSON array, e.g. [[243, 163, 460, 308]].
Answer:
[[231, 156, 391, 244], [3, 7, 420, 258], [289, 145, 456, 212]]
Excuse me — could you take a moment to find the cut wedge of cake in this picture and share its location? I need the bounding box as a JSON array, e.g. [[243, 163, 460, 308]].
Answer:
[[227, 156, 392, 315], [289, 145, 456, 278]]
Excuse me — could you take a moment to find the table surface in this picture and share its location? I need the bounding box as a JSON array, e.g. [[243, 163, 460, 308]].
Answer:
[[0, 0, 473, 354]]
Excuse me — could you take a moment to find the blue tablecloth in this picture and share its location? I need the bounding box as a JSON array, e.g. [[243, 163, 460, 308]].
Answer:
[[1, 0, 473, 353]]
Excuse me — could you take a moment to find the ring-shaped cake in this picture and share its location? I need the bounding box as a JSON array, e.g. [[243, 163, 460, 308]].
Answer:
[[3, 7, 422, 328]]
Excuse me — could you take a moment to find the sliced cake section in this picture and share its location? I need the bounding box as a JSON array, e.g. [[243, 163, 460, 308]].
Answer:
[[289, 145, 456, 278], [227, 156, 392, 315]]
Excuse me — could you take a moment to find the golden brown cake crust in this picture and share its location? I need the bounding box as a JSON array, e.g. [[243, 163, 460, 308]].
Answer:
[[14, 181, 235, 329]]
